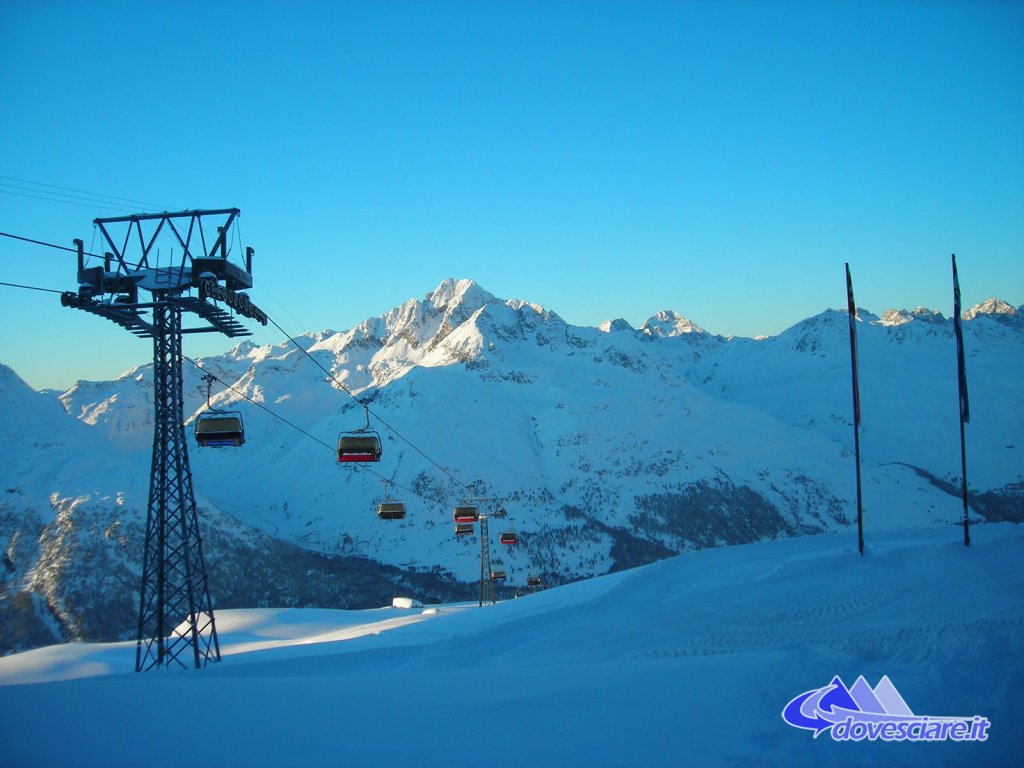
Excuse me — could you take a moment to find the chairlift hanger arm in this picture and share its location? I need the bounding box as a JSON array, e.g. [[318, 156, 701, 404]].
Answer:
[[202, 372, 215, 410]]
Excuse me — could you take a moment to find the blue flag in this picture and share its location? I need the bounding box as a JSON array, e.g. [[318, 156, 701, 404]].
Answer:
[[952, 255, 970, 424]]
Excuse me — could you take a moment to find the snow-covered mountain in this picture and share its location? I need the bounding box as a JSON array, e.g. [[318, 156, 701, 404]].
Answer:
[[2, 278, 1022, 654]]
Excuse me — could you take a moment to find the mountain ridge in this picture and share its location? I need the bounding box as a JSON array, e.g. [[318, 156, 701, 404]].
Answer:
[[1, 278, 1022, 655]]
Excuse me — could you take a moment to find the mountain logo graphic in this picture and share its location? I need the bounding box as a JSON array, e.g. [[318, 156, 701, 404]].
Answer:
[[781, 675, 990, 742]]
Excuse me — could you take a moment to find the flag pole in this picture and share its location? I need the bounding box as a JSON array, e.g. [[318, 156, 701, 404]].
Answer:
[[845, 263, 864, 555], [958, 407, 970, 547], [952, 254, 971, 547]]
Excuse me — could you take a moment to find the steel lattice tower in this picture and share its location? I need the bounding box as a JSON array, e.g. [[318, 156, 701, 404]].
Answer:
[[135, 302, 219, 670], [61, 209, 266, 671], [478, 514, 496, 607]]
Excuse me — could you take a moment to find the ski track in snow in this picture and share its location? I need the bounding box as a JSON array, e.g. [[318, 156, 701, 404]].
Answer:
[[0, 523, 1020, 768]]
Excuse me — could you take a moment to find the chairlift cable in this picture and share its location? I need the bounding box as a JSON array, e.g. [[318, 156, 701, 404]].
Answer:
[[0, 229, 145, 269], [0, 231, 88, 255], [248, 275, 312, 337], [88, 225, 98, 265], [183, 355, 335, 454], [0, 280, 65, 294], [0, 182, 147, 212], [0, 188, 132, 214], [1, 224, 476, 504], [181, 355, 451, 507], [261, 311, 474, 493], [0, 175, 176, 210]]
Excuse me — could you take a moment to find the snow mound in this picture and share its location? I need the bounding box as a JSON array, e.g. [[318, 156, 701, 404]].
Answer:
[[391, 597, 423, 609]]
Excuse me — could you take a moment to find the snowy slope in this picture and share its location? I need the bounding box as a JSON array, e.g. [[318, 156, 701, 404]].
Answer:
[[149, 280, 1023, 571], [0, 364, 135, 505], [691, 305, 1023, 490], [1, 523, 1020, 767], [0, 362, 471, 655], [2, 279, 1022, 656]]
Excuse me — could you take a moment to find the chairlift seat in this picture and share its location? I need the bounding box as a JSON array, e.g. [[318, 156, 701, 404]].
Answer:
[[377, 501, 406, 520], [195, 412, 245, 447], [455, 523, 474, 536], [490, 570, 506, 581], [453, 506, 479, 523], [337, 434, 382, 463]]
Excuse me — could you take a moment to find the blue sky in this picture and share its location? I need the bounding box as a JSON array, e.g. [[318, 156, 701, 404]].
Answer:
[[1, 0, 1021, 391]]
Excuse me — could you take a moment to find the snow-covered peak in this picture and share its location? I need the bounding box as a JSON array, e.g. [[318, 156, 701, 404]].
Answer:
[[641, 310, 704, 337], [878, 307, 945, 326], [0, 363, 47, 411], [878, 309, 911, 327], [505, 298, 548, 315], [963, 298, 1017, 321], [376, 280, 496, 345], [0, 363, 125, 501], [226, 340, 259, 358], [598, 318, 634, 334], [424, 278, 496, 315]]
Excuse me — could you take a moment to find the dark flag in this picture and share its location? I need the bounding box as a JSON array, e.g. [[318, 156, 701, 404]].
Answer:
[[952, 254, 971, 547], [952, 255, 970, 424], [845, 263, 864, 555], [846, 263, 861, 426]]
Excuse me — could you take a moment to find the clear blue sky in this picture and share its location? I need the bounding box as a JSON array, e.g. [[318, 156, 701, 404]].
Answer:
[[1, 0, 1021, 391]]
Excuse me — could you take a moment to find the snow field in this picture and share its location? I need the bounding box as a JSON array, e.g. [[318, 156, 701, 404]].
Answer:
[[1, 522, 1020, 767]]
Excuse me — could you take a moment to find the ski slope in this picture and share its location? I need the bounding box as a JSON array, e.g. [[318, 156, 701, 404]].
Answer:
[[1, 523, 1020, 767]]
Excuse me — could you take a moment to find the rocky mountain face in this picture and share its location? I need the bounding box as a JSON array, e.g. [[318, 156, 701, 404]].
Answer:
[[2, 279, 1022, 655]]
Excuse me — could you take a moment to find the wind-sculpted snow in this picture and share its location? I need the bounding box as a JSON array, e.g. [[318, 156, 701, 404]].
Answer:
[[0, 524, 1020, 767], [1, 279, 1022, 655]]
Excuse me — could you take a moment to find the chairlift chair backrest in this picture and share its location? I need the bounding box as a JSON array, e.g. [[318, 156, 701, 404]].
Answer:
[[195, 411, 245, 447], [337, 403, 382, 463], [499, 532, 518, 545], [453, 506, 479, 523], [337, 433, 382, 463], [454, 523, 474, 537], [195, 373, 245, 447], [377, 501, 406, 520]]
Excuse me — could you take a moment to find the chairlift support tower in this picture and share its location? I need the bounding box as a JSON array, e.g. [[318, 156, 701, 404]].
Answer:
[[478, 513, 495, 607], [61, 208, 267, 671], [459, 497, 506, 607]]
